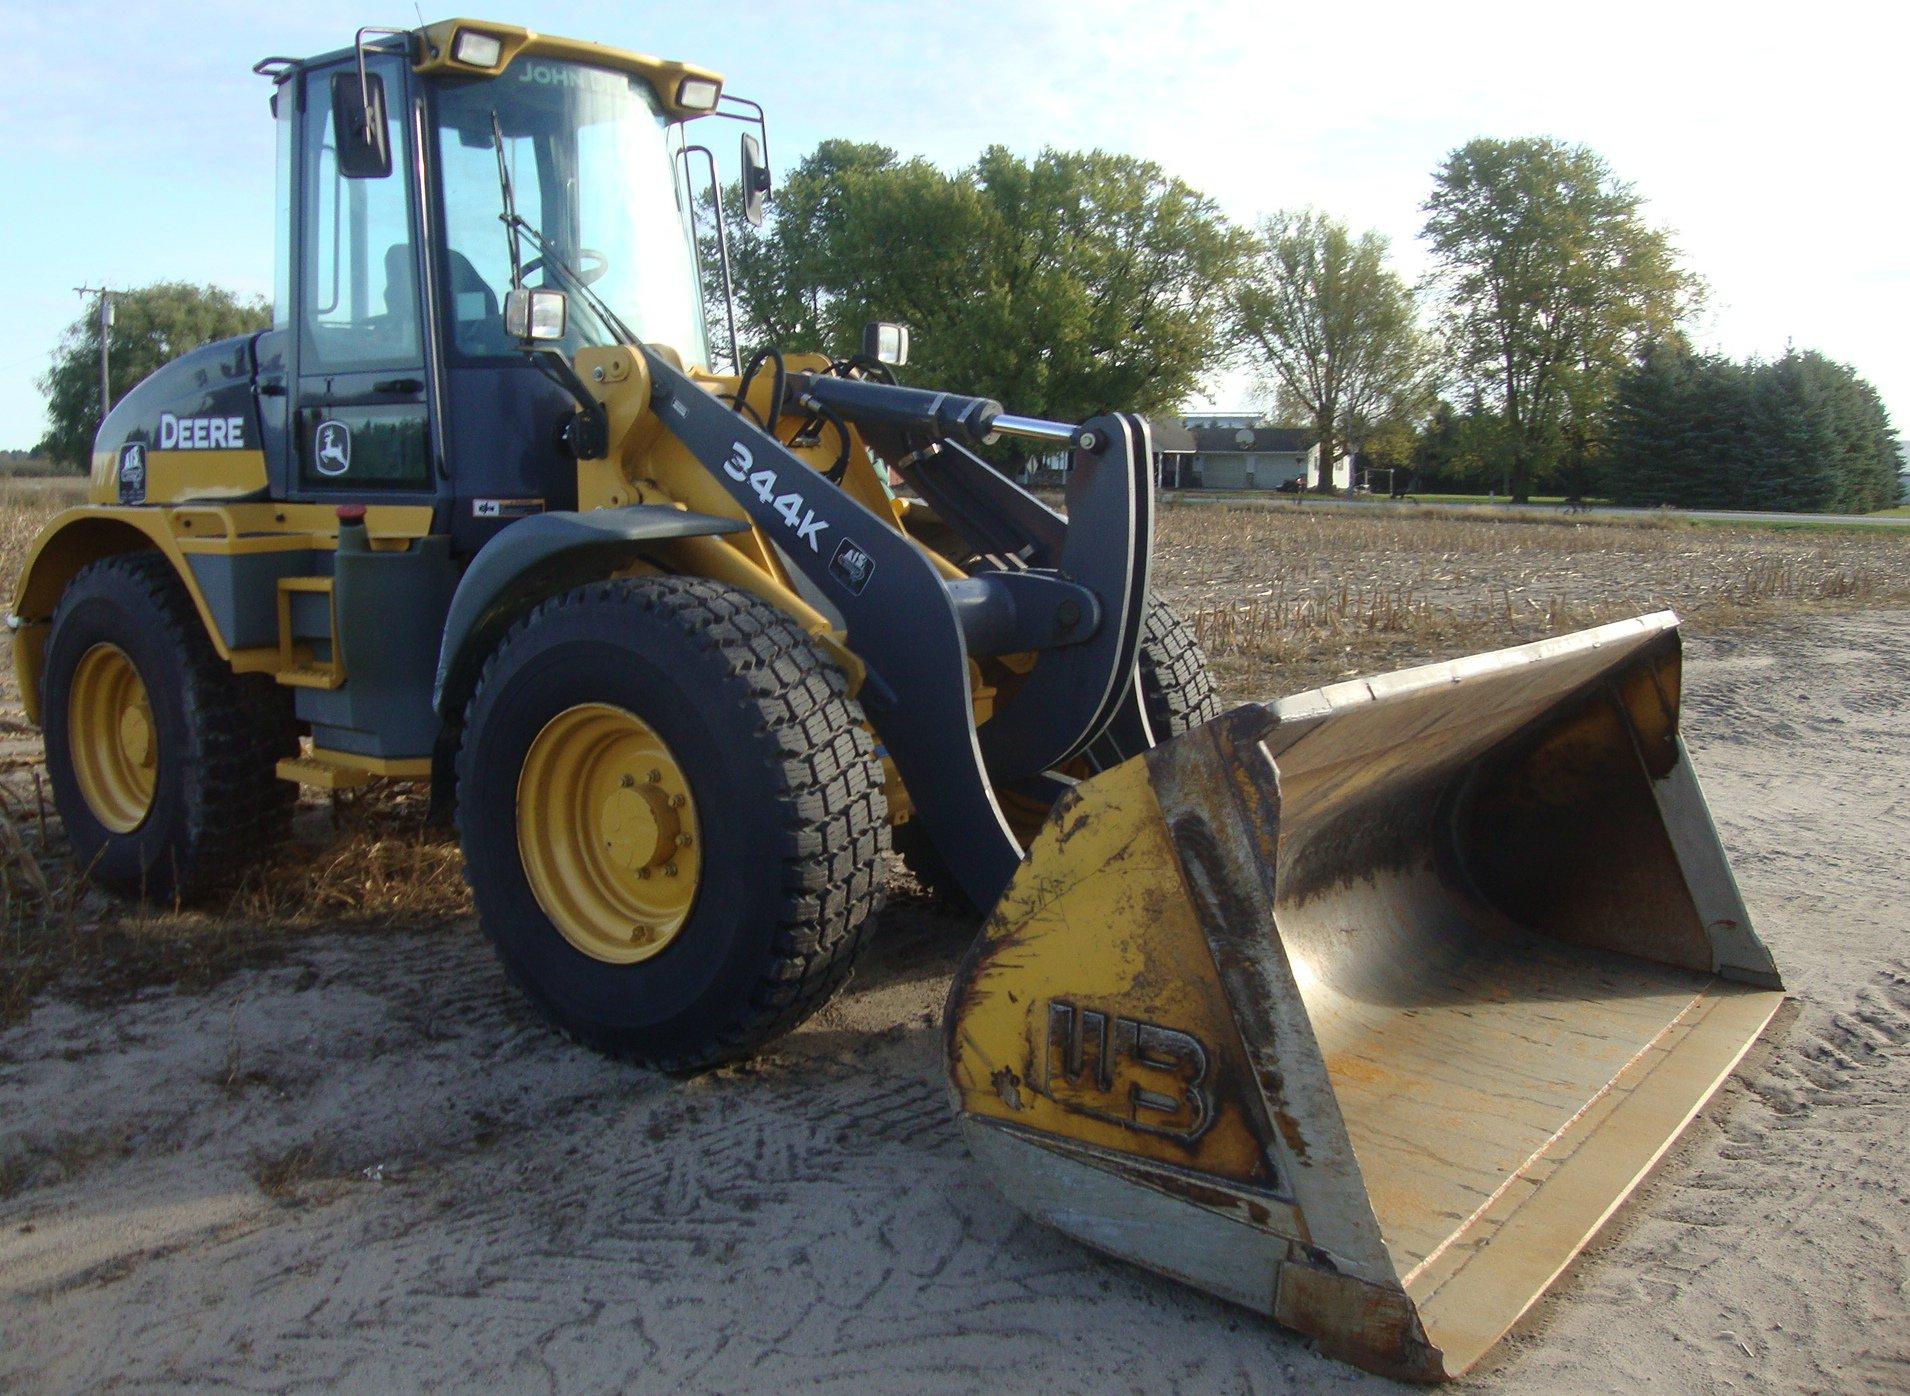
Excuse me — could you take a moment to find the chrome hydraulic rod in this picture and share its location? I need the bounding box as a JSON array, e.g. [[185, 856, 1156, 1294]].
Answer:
[[988, 413, 1079, 446]]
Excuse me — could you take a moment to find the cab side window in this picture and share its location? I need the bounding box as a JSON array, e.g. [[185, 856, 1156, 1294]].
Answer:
[[301, 69, 420, 373]]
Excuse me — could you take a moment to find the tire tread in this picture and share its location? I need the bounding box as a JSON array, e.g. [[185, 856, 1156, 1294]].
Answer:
[[47, 551, 297, 900], [456, 575, 887, 1070]]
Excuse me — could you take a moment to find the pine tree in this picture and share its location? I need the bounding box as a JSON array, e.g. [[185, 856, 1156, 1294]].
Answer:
[[1606, 344, 1898, 512]]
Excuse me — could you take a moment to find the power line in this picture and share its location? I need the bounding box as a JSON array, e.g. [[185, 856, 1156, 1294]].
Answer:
[[0, 347, 54, 375]]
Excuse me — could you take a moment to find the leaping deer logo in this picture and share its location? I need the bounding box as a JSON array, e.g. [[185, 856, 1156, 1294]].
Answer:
[[314, 420, 351, 477]]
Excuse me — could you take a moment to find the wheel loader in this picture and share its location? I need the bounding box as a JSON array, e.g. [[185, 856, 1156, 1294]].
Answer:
[[10, 20, 1785, 1379]]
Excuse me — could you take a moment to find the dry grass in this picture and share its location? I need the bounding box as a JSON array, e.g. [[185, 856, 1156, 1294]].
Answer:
[[0, 1123, 136, 1201], [0, 481, 83, 715], [1152, 504, 1910, 695], [0, 786, 469, 1025], [0, 484, 1907, 1022], [249, 1140, 333, 1204]]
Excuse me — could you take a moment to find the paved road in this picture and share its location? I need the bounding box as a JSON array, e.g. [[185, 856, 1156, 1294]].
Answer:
[[1162, 492, 1910, 528]]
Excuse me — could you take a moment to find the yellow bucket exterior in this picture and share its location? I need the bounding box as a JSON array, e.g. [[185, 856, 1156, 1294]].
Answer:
[[946, 612, 1782, 1380]]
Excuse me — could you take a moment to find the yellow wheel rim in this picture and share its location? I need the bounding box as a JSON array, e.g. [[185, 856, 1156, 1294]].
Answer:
[[516, 703, 703, 964], [67, 642, 158, 834]]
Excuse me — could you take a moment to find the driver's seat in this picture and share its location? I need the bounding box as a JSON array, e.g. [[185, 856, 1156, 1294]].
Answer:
[[445, 250, 501, 325], [383, 244, 508, 355]]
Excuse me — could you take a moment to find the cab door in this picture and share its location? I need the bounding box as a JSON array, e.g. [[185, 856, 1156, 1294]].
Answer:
[[290, 55, 437, 507]]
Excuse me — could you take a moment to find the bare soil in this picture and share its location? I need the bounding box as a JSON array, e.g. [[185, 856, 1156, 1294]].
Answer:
[[0, 494, 1905, 1391]]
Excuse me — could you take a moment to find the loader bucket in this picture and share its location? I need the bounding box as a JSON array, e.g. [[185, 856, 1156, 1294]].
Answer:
[[946, 612, 1782, 1380]]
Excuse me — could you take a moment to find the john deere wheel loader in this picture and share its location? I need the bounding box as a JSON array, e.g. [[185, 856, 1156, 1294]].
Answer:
[[11, 20, 1785, 1379]]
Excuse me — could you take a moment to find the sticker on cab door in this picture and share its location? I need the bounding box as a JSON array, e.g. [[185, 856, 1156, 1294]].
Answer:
[[472, 498, 545, 519]]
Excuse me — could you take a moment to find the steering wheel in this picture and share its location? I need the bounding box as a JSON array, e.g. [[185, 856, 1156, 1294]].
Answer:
[[521, 247, 609, 288]]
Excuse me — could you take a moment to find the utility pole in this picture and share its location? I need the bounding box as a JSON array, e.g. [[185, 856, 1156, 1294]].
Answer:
[[73, 285, 115, 423]]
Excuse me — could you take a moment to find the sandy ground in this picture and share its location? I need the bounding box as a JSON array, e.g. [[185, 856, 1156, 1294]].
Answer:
[[1, 611, 1906, 1393]]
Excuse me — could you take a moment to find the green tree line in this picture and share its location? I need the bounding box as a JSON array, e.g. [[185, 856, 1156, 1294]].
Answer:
[[714, 132, 1896, 511], [1605, 345, 1902, 512], [31, 141, 1902, 511]]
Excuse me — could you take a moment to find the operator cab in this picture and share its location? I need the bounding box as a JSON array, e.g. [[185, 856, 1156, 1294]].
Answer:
[[253, 20, 757, 553]]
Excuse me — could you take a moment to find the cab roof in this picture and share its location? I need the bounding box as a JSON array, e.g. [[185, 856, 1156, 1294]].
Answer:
[[260, 18, 724, 121]]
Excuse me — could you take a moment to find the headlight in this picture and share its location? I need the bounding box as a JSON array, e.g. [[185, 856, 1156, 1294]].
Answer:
[[505, 288, 568, 343]]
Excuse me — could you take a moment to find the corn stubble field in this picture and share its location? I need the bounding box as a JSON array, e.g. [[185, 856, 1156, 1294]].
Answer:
[[0, 479, 1906, 1035]]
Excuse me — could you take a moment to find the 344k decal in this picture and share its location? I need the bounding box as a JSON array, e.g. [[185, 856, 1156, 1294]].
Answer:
[[723, 442, 829, 551]]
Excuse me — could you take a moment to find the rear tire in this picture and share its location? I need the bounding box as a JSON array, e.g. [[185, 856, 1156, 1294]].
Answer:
[[895, 592, 1217, 905], [42, 552, 298, 902], [455, 576, 888, 1070]]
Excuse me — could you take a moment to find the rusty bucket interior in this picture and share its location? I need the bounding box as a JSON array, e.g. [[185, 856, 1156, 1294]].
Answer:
[[948, 613, 1784, 1380]]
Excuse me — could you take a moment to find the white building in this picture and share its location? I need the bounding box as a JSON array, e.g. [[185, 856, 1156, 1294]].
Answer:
[[1165, 422, 1352, 491]]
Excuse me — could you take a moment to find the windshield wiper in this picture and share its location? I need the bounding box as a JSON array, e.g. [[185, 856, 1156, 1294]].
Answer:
[[511, 217, 643, 350], [490, 112, 525, 289], [486, 112, 638, 350], [485, 115, 629, 458]]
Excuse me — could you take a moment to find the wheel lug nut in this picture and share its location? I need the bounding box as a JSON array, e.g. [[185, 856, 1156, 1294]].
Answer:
[[664, 863, 679, 877], [669, 793, 686, 808], [620, 774, 636, 788], [647, 768, 663, 783], [675, 833, 692, 847]]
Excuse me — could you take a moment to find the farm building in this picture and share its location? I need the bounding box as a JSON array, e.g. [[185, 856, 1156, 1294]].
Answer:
[[1164, 422, 1352, 491], [1026, 416, 1353, 492]]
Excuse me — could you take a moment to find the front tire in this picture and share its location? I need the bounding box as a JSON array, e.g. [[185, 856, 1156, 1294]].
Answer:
[[1134, 591, 1221, 738], [42, 553, 297, 902], [456, 576, 888, 1070]]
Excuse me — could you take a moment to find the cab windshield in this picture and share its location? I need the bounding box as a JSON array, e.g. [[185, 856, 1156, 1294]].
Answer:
[[434, 58, 709, 363]]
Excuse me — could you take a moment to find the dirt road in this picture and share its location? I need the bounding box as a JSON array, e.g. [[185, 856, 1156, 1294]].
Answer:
[[2, 612, 1905, 1392]]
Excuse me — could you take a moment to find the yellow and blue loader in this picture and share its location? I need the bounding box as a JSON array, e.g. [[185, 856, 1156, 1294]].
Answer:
[[10, 20, 1784, 1379]]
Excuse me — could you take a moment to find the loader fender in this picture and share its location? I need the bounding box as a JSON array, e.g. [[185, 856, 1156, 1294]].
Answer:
[[10, 507, 223, 725], [431, 505, 748, 718]]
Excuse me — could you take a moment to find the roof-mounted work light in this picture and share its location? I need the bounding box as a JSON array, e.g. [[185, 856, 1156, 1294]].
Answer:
[[452, 29, 504, 68], [676, 77, 721, 111]]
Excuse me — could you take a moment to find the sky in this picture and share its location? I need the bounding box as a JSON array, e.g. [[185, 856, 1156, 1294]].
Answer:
[[1, 0, 1904, 448]]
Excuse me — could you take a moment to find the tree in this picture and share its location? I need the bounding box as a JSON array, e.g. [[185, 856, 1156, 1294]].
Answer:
[[1411, 394, 1511, 492], [1230, 211, 1430, 495], [1606, 343, 1902, 511], [37, 283, 271, 471], [721, 143, 1248, 448], [1423, 138, 1694, 500]]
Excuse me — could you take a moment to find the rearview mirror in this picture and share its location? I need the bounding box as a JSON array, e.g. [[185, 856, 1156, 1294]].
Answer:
[[740, 132, 771, 227], [332, 72, 392, 180], [861, 321, 909, 367], [505, 287, 568, 343]]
